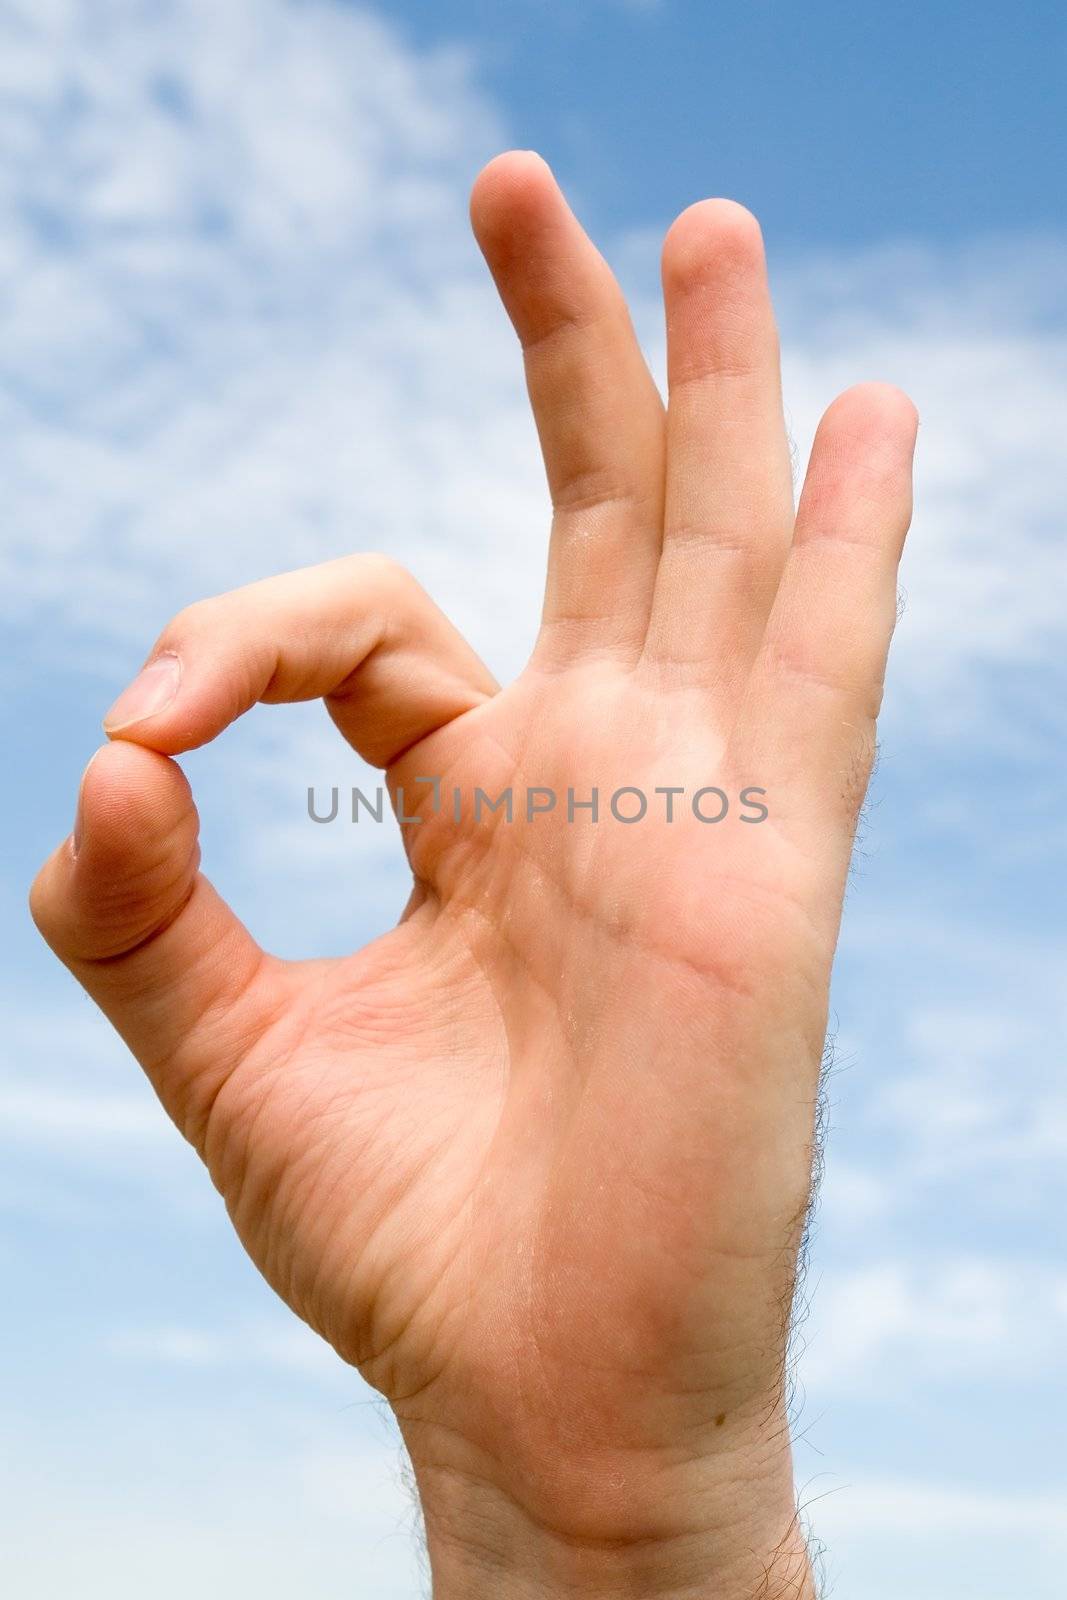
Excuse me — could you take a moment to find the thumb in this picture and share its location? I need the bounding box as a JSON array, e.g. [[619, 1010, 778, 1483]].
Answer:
[[30, 738, 276, 1153]]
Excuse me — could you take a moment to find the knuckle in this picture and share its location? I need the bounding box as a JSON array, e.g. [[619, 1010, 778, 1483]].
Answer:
[[157, 595, 214, 650], [842, 726, 879, 825], [356, 550, 410, 586], [27, 863, 58, 943], [352, 551, 421, 607]]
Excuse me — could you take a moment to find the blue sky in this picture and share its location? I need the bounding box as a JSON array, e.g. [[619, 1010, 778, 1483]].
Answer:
[[383, 0, 1067, 247], [2, 2, 1065, 1596]]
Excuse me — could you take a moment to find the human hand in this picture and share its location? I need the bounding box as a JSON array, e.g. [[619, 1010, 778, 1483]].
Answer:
[[32, 152, 916, 1599]]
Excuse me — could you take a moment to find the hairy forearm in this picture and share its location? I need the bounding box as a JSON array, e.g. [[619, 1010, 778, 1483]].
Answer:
[[419, 1495, 816, 1599], [406, 1417, 817, 1600]]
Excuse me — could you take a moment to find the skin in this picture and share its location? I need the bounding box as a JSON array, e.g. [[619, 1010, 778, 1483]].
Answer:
[[31, 152, 916, 1599]]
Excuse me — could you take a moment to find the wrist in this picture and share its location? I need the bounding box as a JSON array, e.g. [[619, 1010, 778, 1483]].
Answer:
[[401, 1408, 816, 1600]]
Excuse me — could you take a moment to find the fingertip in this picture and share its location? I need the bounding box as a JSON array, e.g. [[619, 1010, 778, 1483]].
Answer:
[[31, 741, 202, 966], [30, 744, 121, 940], [661, 198, 766, 292], [470, 149, 567, 259], [821, 382, 919, 448], [103, 617, 236, 755], [473, 148, 551, 186], [471, 148, 552, 214], [102, 650, 183, 737], [795, 384, 919, 565], [72, 744, 108, 855], [31, 741, 266, 1139], [77, 739, 196, 866]]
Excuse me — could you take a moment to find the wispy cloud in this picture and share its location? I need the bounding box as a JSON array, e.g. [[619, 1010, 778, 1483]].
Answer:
[[815, 1476, 1067, 1537], [622, 227, 1067, 733], [3, 0, 1065, 720], [802, 1256, 1067, 1391], [3, 5, 1065, 1598], [807, 1476, 1067, 1600], [106, 1315, 352, 1385], [0, 0, 540, 686]]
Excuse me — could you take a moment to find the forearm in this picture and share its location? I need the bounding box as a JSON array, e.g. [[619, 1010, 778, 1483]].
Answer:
[[406, 1413, 817, 1600], [421, 1516, 815, 1600]]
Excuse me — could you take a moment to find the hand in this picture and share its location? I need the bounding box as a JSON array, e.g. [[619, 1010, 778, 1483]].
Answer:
[[32, 152, 916, 1599]]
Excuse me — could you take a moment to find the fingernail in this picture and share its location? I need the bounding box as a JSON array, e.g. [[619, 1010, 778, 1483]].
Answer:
[[73, 748, 104, 857], [103, 652, 181, 733]]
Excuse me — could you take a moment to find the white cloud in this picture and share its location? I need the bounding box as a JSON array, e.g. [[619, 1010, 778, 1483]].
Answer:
[[874, 1002, 1067, 1180], [621, 229, 1067, 735], [783, 290, 1067, 725], [107, 1314, 354, 1386], [800, 1257, 1067, 1393], [806, 1476, 1067, 1600], [0, 997, 171, 1144], [3, 8, 1065, 1598], [820, 922, 1067, 1218], [5, 0, 1059, 972], [817, 1153, 895, 1230], [0, 1432, 421, 1600], [0, 0, 544, 686], [814, 1477, 1067, 1539], [0, 1077, 162, 1140], [2, 0, 1064, 722]]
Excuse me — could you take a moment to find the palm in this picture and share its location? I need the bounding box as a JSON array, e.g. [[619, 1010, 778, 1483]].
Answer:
[[214, 659, 833, 1469], [33, 152, 915, 1539]]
